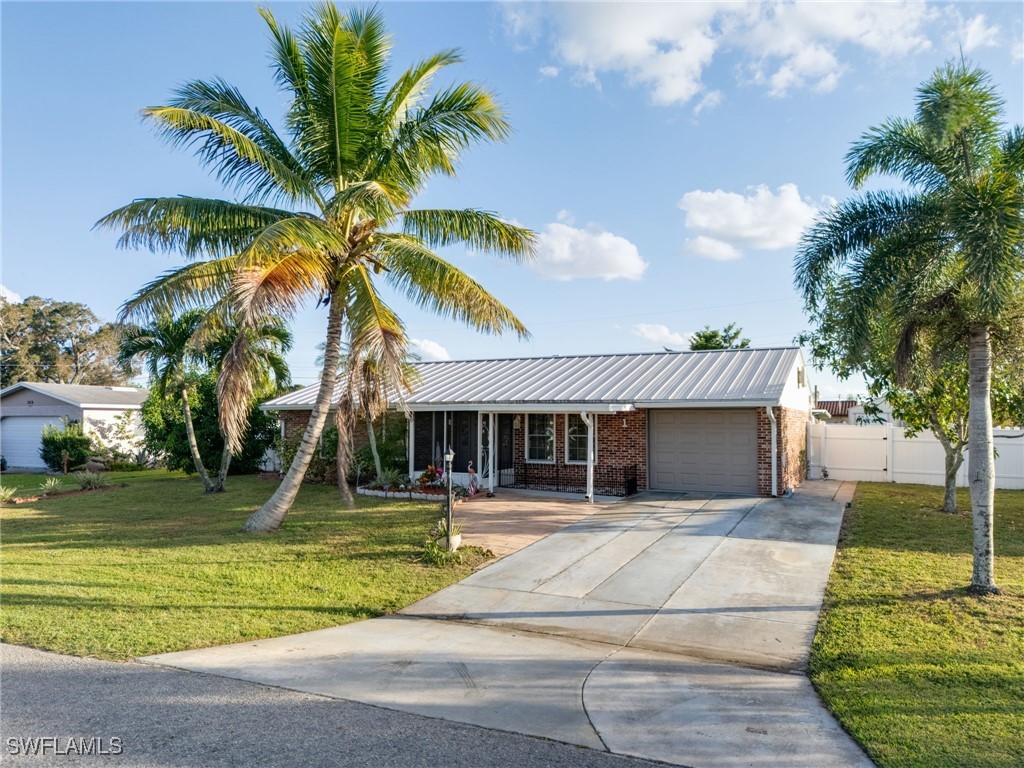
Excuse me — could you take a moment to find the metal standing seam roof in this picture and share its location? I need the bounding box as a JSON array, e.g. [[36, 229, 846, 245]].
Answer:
[[263, 347, 802, 411], [0, 382, 149, 408]]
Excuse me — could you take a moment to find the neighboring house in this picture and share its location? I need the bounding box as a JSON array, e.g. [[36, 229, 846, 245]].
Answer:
[[814, 400, 859, 423], [0, 382, 149, 469], [264, 347, 812, 498]]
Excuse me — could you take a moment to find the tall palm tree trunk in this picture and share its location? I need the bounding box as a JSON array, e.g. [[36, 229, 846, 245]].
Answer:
[[214, 443, 232, 492], [244, 292, 345, 532], [181, 382, 216, 492], [967, 325, 998, 594]]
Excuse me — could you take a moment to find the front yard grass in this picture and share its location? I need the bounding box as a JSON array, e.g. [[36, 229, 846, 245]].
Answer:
[[811, 483, 1024, 768], [0, 471, 489, 659]]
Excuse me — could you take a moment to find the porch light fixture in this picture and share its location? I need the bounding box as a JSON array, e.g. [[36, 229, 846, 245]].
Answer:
[[444, 446, 455, 551]]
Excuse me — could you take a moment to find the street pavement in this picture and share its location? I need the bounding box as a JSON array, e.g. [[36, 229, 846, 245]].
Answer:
[[1, 643, 661, 768]]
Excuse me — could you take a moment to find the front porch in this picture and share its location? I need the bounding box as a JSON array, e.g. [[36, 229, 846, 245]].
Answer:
[[407, 409, 646, 500]]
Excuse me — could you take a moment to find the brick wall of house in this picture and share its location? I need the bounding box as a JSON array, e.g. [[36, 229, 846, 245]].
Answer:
[[276, 409, 377, 484], [279, 410, 371, 448], [508, 411, 647, 496], [756, 407, 809, 496]]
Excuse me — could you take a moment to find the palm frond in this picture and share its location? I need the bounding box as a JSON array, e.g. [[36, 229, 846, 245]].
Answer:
[[378, 234, 529, 338], [845, 118, 946, 191], [402, 209, 537, 258], [143, 100, 310, 205], [794, 192, 939, 309], [119, 258, 240, 322], [97, 197, 293, 258], [344, 266, 408, 408], [379, 49, 462, 131]]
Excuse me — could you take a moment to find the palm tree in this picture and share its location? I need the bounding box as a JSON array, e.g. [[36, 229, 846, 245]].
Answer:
[[205, 317, 293, 489], [795, 62, 1024, 594], [118, 310, 218, 491], [98, 5, 534, 532]]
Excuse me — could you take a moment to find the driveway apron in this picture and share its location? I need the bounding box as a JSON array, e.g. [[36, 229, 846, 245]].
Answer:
[[144, 482, 873, 768]]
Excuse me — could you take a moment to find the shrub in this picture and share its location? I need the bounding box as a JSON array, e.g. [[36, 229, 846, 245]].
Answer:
[[40, 421, 94, 472], [38, 477, 64, 495], [73, 471, 109, 490], [421, 538, 462, 566], [140, 373, 279, 476], [375, 467, 404, 489], [0, 486, 15, 504]]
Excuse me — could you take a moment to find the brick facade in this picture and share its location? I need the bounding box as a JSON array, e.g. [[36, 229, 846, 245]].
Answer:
[[756, 406, 809, 496], [508, 411, 648, 496]]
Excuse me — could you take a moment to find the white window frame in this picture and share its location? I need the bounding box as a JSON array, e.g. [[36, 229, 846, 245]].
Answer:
[[565, 414, 596, 465], [525, 413, 555, 464]]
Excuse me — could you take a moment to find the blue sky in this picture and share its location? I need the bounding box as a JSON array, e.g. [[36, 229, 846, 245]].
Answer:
[[3, 1, 1022, 396]]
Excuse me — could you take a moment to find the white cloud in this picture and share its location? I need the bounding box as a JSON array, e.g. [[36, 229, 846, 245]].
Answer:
[[693, 90, 723, 115], [679, 183, 832, 260], [1, 284, 22, 303], [504, 1, 940, 106], [632, 323, 689, 348], [538, 65, 560, 78], [954, 14, 1000, 53], [685, 235, 742, 262], [410, 338, 451, 362], [532, 217, 647, 281]]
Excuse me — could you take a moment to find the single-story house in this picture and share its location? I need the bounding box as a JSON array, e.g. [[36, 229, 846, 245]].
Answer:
[[264, 347, 812, 499], [0, 382, 149, 469]]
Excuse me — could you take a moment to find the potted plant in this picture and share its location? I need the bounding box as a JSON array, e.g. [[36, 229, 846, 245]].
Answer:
[[431, 517, 463, 552]]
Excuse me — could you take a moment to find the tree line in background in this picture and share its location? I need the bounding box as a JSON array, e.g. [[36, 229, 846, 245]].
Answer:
[[0, 296, 129, 387]]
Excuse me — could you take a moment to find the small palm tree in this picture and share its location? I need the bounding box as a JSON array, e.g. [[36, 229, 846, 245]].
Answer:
[[204, 316, 293, 489], [98, 5, 534, 532], [118, 311, 217, 491], [796, 62, 1024, 594], [120, 312, 292, 492]]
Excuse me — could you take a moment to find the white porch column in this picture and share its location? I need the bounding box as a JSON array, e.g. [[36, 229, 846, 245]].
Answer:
[[488, 412, 496, 496], [407, 412, 415, 479], [581, 412, 594, 502]]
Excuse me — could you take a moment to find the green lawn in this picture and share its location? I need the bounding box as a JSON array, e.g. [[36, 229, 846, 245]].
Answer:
[[811, 483, 1024, 768], [0, 470, 489, 659]]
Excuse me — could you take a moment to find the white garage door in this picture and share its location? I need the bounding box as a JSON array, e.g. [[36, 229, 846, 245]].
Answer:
[[649, 409, 758, 494], [1, 416, 64, 469]]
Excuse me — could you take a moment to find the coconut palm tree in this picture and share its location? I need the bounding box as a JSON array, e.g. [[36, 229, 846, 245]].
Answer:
[[795, 62, 1024, 594], [120, 313, 293, 492], [205, 316, 293, 489], [118, 310, 218, 491], [98, 5, 534, 532]]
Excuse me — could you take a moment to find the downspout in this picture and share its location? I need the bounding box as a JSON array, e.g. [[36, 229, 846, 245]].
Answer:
[[766, 406, 778, 497]]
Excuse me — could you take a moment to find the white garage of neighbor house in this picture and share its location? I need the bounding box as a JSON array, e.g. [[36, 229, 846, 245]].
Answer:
[[265, 347, 813, 498], [0, 382, 149, 470]]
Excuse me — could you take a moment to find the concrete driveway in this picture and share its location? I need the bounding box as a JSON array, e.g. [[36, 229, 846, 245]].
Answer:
[[145, 481, 872, 768]]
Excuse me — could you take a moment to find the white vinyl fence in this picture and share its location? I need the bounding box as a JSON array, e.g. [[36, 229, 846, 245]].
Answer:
[[806, 423, 1024, 490]]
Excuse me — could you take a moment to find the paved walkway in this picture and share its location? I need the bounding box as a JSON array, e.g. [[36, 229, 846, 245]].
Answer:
[[456, 490, 607, 557], [145, 482, 873, 768]]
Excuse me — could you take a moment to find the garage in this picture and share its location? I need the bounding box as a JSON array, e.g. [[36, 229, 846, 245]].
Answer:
[[649, 409, 758, 494], [1, 416, 64, 469]]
